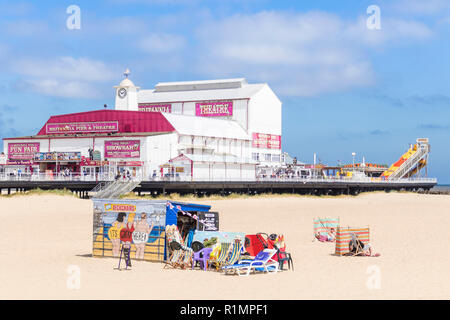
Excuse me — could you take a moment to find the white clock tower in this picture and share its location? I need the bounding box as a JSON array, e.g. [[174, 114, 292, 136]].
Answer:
[[114, 69, 140, 111]]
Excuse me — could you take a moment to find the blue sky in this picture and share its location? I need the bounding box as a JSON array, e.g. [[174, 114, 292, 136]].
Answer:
[[0, 0, 449, 183]]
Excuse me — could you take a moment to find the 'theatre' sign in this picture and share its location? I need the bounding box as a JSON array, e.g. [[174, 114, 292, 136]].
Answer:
[[195, 101, 233, 117], [252, 133, 281, 149], [45, 121, 119, 134], [8, 143, 40, 160], [104, 140, 140, 158]]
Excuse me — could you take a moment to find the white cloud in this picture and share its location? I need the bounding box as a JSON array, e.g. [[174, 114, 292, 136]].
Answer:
[[11, 57, 117, 98], [391, 0, 450, 16], [138, 33, 186, 53], [17, 79, 101, 99], [194, 11, 433, 96]]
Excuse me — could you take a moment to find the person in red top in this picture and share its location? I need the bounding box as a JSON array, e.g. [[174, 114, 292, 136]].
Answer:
[[120, 220, 135, 268]]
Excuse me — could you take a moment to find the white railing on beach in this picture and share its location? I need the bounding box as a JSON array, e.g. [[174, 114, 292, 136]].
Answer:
[[0, 172, 437, 184]]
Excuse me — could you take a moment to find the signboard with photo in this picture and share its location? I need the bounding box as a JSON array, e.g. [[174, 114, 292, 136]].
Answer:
[[104, 140, 140, 158]]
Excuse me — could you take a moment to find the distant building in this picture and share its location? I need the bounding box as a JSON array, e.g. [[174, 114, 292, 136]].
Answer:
[[2, 73, 283, 181]]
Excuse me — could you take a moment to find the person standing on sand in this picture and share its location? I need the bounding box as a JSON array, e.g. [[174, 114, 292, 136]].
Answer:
[[109, 212, 126, 257], [119, 213, 136, 267], [133, 213, 154, 260]]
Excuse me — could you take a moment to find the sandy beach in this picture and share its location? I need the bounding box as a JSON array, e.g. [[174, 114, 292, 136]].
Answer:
[[0, 192, 449, 300]]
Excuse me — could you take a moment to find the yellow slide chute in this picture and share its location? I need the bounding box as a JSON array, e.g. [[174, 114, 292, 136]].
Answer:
[[381, 138, 429, 180]]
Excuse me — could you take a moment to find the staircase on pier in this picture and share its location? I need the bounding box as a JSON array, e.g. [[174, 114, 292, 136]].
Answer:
[[90, 179, 141, 198]]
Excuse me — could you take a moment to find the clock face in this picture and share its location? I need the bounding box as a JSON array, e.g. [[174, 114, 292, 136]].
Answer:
[[118, 88, 127, 99]]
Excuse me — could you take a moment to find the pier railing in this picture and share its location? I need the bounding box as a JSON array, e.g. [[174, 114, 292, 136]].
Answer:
[[0, 172, 437, 184]]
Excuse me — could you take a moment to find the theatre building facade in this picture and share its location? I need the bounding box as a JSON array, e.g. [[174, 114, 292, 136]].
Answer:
[[2, 76, 282, 181]]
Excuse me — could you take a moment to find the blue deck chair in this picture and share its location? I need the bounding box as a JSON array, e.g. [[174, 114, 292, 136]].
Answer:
[[222, 248, 279, 276], [218, 241, 243, 270]]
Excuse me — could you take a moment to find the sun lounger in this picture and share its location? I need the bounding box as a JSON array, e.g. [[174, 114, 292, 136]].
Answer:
[[222, 248, 279, 276]]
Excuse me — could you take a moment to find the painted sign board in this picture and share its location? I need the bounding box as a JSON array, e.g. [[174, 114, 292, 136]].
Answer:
[[138, 104, 172, 113], [195, 101, 233, 117], [92, 199, 166, 262], [196, 212, 219, 231], [45, 121, 119, 134], [252, 133, 281, 149], [104, 140, 140, 158], [8, 142, 40, 160]]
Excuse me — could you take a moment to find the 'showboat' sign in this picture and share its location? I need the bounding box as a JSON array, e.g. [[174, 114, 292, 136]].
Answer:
[[104, 140, 140, 158]]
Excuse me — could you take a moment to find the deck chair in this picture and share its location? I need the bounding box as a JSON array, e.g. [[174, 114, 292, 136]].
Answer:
[[180, 247, 194, 268], [163, 241, 185, 268], [313, 217, 339, 242], [218, 240, 243, 270], [222, 248, 279, 276], [334, 226, 370, 256], [209, 242, 231, 270]]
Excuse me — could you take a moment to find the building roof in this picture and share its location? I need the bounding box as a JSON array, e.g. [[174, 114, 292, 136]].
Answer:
[[36, 110, 175, 136], [162, 113, 250, 140], [138, 80, 267, 103], [20, 109, 249, 140], [154, 78, 247, 92]]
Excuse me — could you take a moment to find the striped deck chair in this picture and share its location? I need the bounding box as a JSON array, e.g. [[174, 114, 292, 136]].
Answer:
[[163, 242, 184, 268], [335, 227, 370, 256], [218, 241, 243, 270], [313, 217, 339, 242], [171, 228, 194, 269], [180, 248, 194, 268], [209, 242, 231, 270], [164, 225, 192, 269]]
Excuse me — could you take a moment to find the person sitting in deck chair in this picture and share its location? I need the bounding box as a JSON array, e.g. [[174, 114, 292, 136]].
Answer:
[[349, 233, 380, 257]]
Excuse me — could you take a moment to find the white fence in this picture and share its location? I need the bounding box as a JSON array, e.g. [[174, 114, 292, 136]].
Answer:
[[0, 172, 437, 184]]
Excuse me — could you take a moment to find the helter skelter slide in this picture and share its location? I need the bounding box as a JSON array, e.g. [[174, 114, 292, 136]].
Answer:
[[380, 138, 430, 180]]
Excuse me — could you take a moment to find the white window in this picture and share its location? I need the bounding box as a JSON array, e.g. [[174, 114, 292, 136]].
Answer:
[[264, 153, 272, 162], [252, 153, 260, 161], [272, 154, 281, 162]]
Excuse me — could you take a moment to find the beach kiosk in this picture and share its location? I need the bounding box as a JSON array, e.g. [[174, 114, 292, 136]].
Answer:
[[92, 199, 214, 262]]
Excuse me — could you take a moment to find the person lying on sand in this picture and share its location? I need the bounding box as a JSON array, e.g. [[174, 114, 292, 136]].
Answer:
[[349, 233, 380, 257], [315, 228, 336, 242]]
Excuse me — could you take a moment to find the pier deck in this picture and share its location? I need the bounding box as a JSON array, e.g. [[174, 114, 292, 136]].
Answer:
[[0, 177, 437, 198]]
